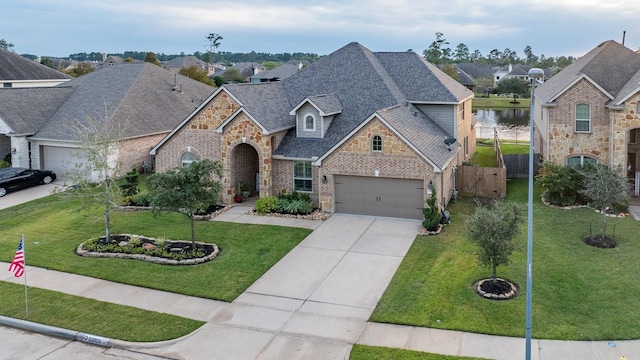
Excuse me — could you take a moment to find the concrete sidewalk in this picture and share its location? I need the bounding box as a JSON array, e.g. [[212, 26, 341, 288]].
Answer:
[[2, 207, 639, 359]]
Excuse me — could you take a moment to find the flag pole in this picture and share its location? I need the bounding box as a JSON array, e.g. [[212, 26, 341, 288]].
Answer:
[[22, 234, 29, 318]]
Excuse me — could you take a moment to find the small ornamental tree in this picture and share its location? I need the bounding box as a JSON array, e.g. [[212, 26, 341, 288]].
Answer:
[[422, 187, 441, 231], [466, 200, 525, 285], [578, 164, 629, 238], [63, 103, 132, 242], [148, 159, 223, 249]]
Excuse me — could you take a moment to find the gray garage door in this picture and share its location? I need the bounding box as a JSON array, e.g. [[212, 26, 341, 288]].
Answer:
[[334, 175, 424, 219], [42, 146, 91, 180]]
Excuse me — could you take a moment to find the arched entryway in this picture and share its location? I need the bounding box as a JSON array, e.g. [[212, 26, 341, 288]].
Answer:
[[230, 143, 260, 198]]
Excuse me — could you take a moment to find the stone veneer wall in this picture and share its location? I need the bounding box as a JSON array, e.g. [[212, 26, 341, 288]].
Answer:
[[220, 113, 275, 202], [318, 118, 436, 212], [546, 79, 611, 165], [612, 93, 640, 169], [154, 92, 239, 172]]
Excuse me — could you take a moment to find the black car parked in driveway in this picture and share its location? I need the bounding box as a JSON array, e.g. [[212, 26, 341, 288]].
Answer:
[[0, 167, 57, 197]]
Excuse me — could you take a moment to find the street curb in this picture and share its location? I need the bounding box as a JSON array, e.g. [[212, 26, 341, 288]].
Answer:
[[0, 315, 112, 347]]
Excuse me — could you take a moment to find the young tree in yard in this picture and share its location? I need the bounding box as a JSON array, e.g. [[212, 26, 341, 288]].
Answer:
[[467, 200, 525, 286], [149, 159, 223, 249], [179, 65, 215, 86], [494, 77, 529, 103], [64, 103, 132, 242], [578, 164, 629, 239]]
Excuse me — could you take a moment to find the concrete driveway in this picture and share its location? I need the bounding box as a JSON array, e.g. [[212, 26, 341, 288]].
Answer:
[[0, 180, 64, 210]]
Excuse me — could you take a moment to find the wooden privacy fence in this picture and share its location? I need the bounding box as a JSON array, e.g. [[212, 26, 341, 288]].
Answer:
[[503, 153, 542, 179], [456, 165, 507, 198]]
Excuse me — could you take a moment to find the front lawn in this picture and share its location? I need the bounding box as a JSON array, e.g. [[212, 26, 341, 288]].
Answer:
[[0, 282, 203, 342], [350, 345, 484, 360], [370, 179, 640, 340], [0, 194, 311, 301]]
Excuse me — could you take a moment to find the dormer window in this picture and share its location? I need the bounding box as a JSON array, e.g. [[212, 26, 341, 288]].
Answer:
[[304, 114, 316, 131]]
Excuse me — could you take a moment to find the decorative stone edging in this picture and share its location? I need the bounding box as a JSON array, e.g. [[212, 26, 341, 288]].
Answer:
[[245, 209, 331, 221], [541, 196, 630, 218], [474, 278, 519, 300], [418, 224, 443, 236], [76, 234, 219, 265]]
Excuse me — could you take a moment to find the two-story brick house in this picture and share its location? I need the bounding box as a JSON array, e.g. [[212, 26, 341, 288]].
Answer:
[[151, 43, 475, 219], [532, 40, 640, 178]]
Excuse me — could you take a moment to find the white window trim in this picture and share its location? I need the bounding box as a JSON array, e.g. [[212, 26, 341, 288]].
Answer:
[[303, 113, 316, 132], [371, 135, 383, 152], [293, 160, 313, 192], [567, 155, 597, 167], [181, 152, 198, 167], [575, 103, 591, 133]]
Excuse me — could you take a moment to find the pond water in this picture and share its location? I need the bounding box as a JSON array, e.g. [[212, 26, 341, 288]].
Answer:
[[474, 108, 530, 142]]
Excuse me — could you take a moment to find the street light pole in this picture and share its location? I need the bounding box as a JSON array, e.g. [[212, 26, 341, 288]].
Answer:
[[526, 68, 544, 360]]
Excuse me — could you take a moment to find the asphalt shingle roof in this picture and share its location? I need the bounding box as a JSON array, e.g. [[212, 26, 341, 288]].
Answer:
[[0, 87, 74, 134], [31, 63, 215, 141], [0, 48, 71, 81], [224, 82, 294, 133], [536, 40, 640, 104]]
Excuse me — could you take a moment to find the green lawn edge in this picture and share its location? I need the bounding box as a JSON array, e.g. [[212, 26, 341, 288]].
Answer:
[[350, 345, 484, 359], [0, 281, 203, 342], [370, 179, 640, 341]]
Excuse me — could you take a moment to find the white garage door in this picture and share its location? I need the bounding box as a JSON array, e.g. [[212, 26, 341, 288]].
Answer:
[[42, 146, 91, 180], [334, 175, 425, 219]]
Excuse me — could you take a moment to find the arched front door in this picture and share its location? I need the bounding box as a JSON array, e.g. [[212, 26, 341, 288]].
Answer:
[[230, 143, 259, 198]]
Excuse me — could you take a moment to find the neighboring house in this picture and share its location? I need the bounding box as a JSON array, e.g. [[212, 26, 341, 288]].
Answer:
[[249, 60, 310, 83], [164, 56, 215, 76], [493, 64, 542, 87], [0, 63, 214, 181], [0, 48, 72, 88], [532, 40, 640, 178], [450, 64, 477, 92], [214, 62, 267, 80], [151, 42, 475, 219]]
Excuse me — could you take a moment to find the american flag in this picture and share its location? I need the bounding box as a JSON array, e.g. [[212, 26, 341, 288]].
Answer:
[[8, 238, 25, 278]]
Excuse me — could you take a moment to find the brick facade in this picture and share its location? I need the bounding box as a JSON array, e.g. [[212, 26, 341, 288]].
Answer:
[[318, 118, 436, 212], [543, 78, 640, 171], [119, 134, 166, 175]]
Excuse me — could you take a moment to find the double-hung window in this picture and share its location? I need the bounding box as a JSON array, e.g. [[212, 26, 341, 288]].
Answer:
[[575, 104, 590, 132], [293, 161, 312, 192]]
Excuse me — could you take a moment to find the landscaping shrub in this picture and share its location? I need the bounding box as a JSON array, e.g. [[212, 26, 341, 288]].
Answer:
[[255, 196, 278, 214], [274, 191, 313, 215], [132, 191, 152, 206], [422, 188, 441, 231], [536, 162, 589, 206]]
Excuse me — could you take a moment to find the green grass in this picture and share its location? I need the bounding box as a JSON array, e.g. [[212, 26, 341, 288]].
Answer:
[[0, 193, 311, 301], [371, 179, 640, 341], [473, 95, 530, 109], [350, 345, 484, 359], [470, 142, 530, 167], [0, 282, 203, 342], [0, 191, 310, 341]]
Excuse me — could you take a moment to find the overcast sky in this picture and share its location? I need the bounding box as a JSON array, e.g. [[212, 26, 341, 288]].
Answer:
[[2, 0, 639, 60]]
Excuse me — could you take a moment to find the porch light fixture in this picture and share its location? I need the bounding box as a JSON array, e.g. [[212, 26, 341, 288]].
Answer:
[[525, 67, 544, 360], [321, 175, 327, 183], [11, 147, 16, 155]]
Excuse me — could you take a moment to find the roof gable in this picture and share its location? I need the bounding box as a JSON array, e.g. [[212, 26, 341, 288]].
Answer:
[[289, 94, 343, 116], [537, 40, 640, 104]]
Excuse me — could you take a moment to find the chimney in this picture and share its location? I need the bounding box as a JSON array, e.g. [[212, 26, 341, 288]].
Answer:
[[102, 53, 107, 62]]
